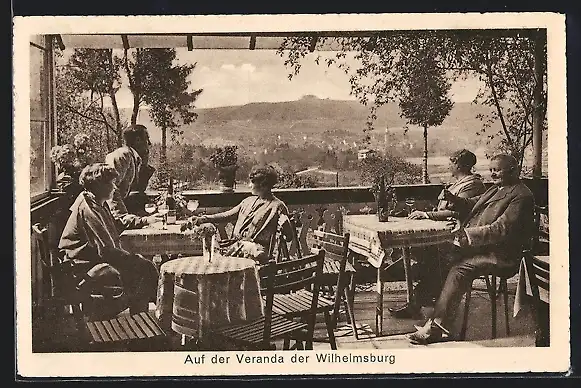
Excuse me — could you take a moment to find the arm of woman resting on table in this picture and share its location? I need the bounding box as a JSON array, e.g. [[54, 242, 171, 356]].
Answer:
[[190, 201, 243, 225]]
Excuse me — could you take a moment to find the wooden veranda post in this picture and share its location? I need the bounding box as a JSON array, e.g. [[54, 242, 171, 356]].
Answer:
[[532, 29, 546, 179]]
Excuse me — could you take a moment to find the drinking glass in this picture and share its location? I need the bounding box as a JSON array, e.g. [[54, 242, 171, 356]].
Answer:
[[158, 204, 169, 229], [145, 203, 157, 215], [187, 200, 199, 213]]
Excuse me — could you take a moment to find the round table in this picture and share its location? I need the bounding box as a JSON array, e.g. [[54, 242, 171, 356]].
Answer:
[[155, 256, 264, 340]]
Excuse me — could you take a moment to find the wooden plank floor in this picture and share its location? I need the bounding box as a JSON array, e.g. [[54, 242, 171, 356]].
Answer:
[[33, 283, 537, 352], [282, 285, 537, 350]]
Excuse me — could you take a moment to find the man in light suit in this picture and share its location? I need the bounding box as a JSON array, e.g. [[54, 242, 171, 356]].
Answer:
[[106, 124, 161, 230], [408, 154, 535, 344]]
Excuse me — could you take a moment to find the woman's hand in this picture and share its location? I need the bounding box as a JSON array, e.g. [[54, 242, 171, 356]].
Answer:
[[408, 211, 429, 220], [193, 215, 208, 226], [180, 215, 208, 231]]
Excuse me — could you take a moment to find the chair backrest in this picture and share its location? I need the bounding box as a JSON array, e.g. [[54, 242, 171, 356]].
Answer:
[[32, 223, 83, 304], [321, 205, 344, 234], [312, 230, 351, 325], [296, 208, 320, 257], [32, 223, 51, 269], [529, 206, 549, 254], [522, 206, 549, 305], [258, 250, 326, 345], [269, 214, 302, 262]]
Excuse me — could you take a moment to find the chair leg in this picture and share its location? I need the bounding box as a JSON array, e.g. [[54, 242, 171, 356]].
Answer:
[[283, 337, 290, 350], [324, 311, 337, 350], [502, 279, 510, 336], [486, 276, 497, 339], [344, 287, 358, 340], [460, 287, 472, 341]]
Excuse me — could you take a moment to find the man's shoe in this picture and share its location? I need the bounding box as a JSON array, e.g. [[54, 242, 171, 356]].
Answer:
[[388, 303, 421, 319]]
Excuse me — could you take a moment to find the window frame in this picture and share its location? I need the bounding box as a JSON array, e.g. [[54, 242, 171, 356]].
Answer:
[[29, 36, 56, 204]]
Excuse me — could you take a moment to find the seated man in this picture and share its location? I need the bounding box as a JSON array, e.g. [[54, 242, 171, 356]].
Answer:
[[106, 124, 161, 230], [394, 149, 486, 315], [59, 164, 159, 318], [408, 154, 535, 344], [183, 165, 292, 264]]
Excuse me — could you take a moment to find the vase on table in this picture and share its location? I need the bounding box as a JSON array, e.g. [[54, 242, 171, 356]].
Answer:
[[218, 165, 238, 192], [202, 233, 217, 262]]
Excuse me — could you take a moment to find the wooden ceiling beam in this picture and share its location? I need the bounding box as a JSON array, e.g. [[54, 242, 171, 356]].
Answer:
[[309, 35, 318, 52], [121, 34, 130, 50], [187, 35, 194, 51]]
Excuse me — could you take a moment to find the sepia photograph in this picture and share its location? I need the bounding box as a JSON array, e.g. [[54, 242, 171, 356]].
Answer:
[[14, 13, 569, 377]]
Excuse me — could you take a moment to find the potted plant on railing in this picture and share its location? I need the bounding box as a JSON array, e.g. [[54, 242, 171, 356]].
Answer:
[[50, 134, 94, 196], [209, 145, 238, 192]]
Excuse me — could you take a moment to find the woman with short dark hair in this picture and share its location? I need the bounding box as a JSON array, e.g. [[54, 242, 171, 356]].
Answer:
[[59, 163, 158, 318], [409, 149, 486, 221], [184, 165, 292, 263]]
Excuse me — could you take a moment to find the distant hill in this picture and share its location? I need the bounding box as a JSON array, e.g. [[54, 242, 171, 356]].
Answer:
[[126, 96, 504, 155]]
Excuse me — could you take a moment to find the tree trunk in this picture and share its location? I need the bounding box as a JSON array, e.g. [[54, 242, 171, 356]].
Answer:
[[106, 126, 110, 152], [422, 125, 429, 184], [106, 49, 124, 148], [532, 31, 546, 179], [108, 92, 123, 147], [124, 47, 140, 127], [160, 125, 167, 184], [131, 98, 139, 126]]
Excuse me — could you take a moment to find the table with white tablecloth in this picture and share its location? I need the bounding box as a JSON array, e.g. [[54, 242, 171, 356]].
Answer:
[[120, 222, 203, 257], [513, 255, 549, 317], [156, 256, 264, 340], [343, 215, 455, 336]]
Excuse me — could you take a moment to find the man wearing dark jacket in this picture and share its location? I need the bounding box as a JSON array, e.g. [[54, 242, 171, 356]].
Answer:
[[408, 154, 535, 344]]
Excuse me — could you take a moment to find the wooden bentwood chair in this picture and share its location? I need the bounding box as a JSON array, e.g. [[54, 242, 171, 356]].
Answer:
[[210, 250, 326, 350], [523, 206, 550, 347], [268, 230, 355, 350], [459, 205, 547, 341], [32, 223, 168, 351]]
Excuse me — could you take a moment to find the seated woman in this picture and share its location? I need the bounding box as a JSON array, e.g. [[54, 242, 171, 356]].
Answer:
[[58, 163, 158, 318], [391, 149, 487, 317], [408, 149, 486, 221], [184, 165, 292, 264]]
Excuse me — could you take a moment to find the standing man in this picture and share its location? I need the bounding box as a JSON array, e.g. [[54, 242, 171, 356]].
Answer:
[[106, 124, 161, 230], [408, 154, 535, 344]]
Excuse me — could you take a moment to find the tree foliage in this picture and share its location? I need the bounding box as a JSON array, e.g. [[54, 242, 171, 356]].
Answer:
[[55, 45, 203, 187], [66, 48, 125, 147], [398, 47, 454, 182], [55, 52, 112, 159], [121, 48, 203, 182], [358, 154, 423, 186]]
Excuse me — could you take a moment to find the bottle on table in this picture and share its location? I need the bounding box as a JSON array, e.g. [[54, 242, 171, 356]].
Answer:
[[166, 177, 177, 225]]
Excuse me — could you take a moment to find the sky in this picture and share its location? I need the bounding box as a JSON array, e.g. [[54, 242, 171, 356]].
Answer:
[[65, 49, 484, 109]]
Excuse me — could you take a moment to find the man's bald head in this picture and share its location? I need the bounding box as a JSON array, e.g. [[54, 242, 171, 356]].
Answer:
[[489, 154, 520, 185], [491, 154, 518, 172]]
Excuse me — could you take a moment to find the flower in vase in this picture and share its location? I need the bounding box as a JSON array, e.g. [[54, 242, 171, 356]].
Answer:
[[192, 223, 218, 238]]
